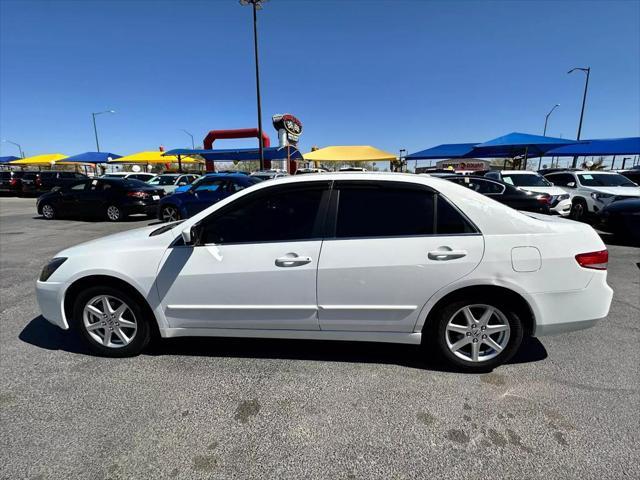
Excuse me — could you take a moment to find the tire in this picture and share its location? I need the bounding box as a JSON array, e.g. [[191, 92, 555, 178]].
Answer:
[[72, 285, 151, 357], [41, 203, 56, 220], [160, 205, 180, 223], [429, 297, 524, 372], [570, 198, 588, 222], [105, 204, 124, 222]]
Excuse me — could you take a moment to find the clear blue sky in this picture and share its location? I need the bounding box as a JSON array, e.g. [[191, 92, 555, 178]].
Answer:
[[1, 0, 639, 160]]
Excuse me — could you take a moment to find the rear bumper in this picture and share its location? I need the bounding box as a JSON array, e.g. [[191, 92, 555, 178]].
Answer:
[[528, 272, 613, 336], [36, 280, 68, 330], [121, 201, 159, 216]]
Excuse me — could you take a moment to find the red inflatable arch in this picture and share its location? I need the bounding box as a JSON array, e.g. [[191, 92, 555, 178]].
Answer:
[[203, 128, 271, 172]]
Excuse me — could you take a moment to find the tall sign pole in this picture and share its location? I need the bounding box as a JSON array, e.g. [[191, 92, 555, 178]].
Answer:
[[241, 0, 266, 170]]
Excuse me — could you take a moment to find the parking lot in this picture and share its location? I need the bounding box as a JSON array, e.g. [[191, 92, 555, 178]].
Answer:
[[1, 196, 638, 480]]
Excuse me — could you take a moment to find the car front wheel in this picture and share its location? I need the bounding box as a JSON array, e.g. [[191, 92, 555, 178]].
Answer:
[[41, 203, 56, 220], [431, 298, 523, 372], [161, 205, 180, 223], [72, 286, 151, 357]]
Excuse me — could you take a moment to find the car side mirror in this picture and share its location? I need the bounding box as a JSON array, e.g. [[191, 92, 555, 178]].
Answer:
[[182, 223, 203, 246], [567, 182, 576, 188]]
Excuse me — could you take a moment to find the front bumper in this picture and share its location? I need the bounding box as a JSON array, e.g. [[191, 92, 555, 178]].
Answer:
[[550, 199, 572, 216], [36, 280, 68, 330], [528, 272, 613, 336]]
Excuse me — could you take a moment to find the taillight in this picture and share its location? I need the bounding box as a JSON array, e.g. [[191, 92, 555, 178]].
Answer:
[[575, 250, 608, 270], [127, 191, 148, 199], [536, 194, 551, 205], [9, 178, 17, 186], [35, 177, 42, 186]]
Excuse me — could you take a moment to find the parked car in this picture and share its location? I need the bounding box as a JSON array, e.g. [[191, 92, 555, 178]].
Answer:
[[250, 170, 289, 181], [146, 173, 200, 193], [616, 169, 640, 185], [36, 173, 612, 372], [36, 178, 165, 221], [597, 198, 640, 243], [484, 170, 571, 216], [295, 167, 329, 175], [21, 171, 88, 195], [102, 172, 157, 182], [0, 170, 33, 195], [440, 175, 551, 214], [338, 167, 368, 172], [157, 173, 260, 222], [543, 170, 640, 221]]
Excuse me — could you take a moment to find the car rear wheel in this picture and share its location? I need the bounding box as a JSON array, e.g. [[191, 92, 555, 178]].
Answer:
[[105, 205, 124, 222], [161, 205, 180, 223], [41, 203, 56, 220], [72, 286, 151, 357], [430, 298, 523, 372]]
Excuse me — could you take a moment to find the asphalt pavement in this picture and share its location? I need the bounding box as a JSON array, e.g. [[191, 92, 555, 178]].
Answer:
[[1, 196, 639, 480]]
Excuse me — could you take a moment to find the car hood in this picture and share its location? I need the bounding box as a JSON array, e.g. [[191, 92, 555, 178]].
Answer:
[[517, 186, 566, 196], [55, 223, 177, 258], [583, 186, 640, 196]]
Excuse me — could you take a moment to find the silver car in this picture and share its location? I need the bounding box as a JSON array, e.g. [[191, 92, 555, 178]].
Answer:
[[147, 173, 200, 193]]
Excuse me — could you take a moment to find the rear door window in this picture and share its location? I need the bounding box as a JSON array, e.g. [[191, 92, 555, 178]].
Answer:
[[334, 182, 435, 238]]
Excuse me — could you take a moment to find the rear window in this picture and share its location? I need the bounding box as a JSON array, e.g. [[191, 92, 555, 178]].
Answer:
[[120, 179, 152, 188], [0, 172, 10, 179]]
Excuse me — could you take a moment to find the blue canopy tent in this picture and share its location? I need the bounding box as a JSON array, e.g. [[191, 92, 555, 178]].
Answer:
[[543, 137, 640, 170], [0, 156, 20, 164], [468, 132, 578, 169], [63, 152, 122, 163], [164, 146, 303, 172], [406, 143, 480, 160]]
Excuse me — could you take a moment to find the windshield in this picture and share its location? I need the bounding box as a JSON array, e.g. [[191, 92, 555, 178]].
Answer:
[[578, 173, 636, 187], [149, 175, 178, 186], [501, 173, 551, 187]]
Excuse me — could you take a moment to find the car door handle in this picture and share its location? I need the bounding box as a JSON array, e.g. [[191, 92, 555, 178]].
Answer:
[[428, 248, 467, 261], [275, 254, 312, 267]]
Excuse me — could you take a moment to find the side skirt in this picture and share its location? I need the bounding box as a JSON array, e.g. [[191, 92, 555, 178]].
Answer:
[[160, 327, 422, 345]]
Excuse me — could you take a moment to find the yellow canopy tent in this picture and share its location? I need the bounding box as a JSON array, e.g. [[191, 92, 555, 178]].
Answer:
[[9, 153, 68, 165], [303, 146, 396, 162], [108, 151, 203, 164]]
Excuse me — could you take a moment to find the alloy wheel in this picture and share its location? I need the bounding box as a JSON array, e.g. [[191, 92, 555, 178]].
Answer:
[[42, 204, 55, 219], [162, 206, 178, 222], [106, 205, 121, 221], [445, 304, 510, 362], [82, 295, 137, 348]]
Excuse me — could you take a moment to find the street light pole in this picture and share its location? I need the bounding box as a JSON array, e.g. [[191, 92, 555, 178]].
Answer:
[[568, 67, 590, 168], [181, 129, 195, 149], [543, 104, 560, 136], [2, 139, 24, 158], [240, 0, 266, 170], [91, 109, 115, 152]]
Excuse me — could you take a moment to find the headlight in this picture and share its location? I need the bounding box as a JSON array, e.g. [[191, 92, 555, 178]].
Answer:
[[39, 257, 67, 282], [591, 192, 613, 201], [558, 194, 570, 201]]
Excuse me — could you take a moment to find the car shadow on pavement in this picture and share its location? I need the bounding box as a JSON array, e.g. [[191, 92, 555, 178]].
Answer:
[[20, 316, 548, 372], [31, 215, 154, 223]]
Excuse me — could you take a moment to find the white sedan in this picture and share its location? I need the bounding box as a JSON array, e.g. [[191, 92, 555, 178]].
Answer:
[[36, 173, 613, 371]]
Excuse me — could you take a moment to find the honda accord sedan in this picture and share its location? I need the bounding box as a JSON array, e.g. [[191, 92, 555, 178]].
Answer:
[[36, 173, 612, 371]]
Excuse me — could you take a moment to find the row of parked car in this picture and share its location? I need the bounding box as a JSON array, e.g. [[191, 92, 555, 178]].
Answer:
[[4, 165, 639, 240]]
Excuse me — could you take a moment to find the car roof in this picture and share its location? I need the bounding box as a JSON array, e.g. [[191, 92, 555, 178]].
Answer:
[[499, 170, 541, 174]]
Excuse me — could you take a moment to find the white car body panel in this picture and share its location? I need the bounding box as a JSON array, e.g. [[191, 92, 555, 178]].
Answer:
[[36, 172, 613, 345]]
